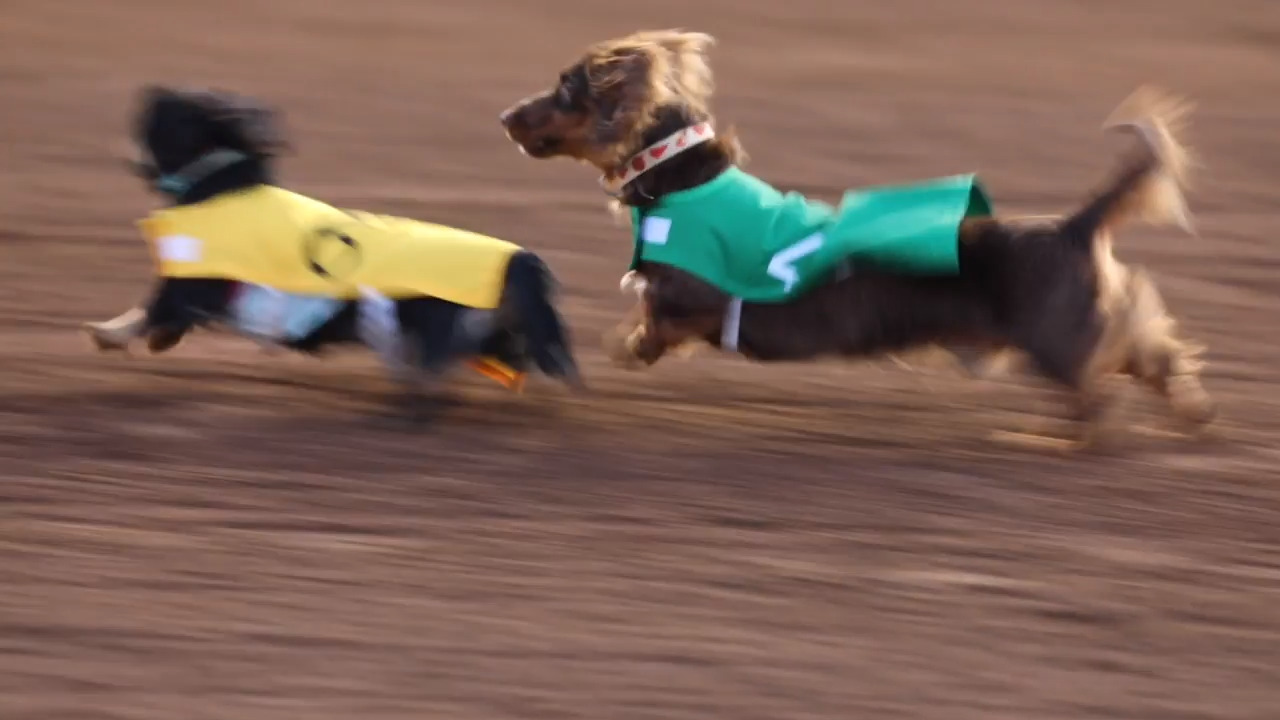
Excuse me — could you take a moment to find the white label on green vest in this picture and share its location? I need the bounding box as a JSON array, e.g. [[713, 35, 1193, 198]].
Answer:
[[641, 216, 672, 246]]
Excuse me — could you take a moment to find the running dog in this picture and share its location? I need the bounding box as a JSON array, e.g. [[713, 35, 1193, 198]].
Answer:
[[86, 85, 583, 422], [499, 30, 1214, 447]]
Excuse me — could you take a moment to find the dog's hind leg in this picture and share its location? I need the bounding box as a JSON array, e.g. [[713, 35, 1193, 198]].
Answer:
[[1121, 269, 1216, 432], [388, 333, 459, 427], [363, 295, 453, 427], [992, 317, 1123, 452], [501, 251, 584, 389]]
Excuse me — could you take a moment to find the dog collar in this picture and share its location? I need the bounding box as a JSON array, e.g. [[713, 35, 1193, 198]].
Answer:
[[155, 149, 248, 198], [599, 123, 716, 195]]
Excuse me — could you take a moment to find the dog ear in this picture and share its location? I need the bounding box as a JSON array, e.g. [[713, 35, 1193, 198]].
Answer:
[[133, 84, 175, 132], [590, 30, 717, 148], [128, 85, 175, 174], [592, 47, 666, 147]]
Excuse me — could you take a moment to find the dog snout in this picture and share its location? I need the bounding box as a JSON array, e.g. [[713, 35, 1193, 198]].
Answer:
[[500, 99, 533, 132]]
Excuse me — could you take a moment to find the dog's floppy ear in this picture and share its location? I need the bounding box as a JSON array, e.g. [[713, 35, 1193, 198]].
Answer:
[[198, 89, 291, 157], [132, 84, 177, 133], [589, 29, 718, 149], [590, 46, 672, 151]]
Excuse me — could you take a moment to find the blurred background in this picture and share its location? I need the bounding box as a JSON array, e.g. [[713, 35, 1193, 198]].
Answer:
[[2, 1, 1280, 718]]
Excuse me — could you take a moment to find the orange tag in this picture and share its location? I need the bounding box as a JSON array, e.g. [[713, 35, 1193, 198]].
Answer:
[[466, 357, 526, 393]]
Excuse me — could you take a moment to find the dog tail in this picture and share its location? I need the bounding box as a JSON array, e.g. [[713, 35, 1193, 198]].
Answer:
[[1062, 86, 1195, 247], [503, 251, 583, 387]]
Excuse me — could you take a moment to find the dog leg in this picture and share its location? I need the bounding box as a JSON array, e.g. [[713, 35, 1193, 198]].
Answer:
[[359, 289, 439, 426], [82, 307, 147, 351], [623, 322, 675, 367], [602, 304, 650, 370], [1164, 372, 1216, 430], [1122, 269, 1217, 434], [383, 343, 452, 428], [1130, 343, 1216, 433], [1063, 377, 1127, 453], [991, 327, 1120, 452], [989, 384, 1120, 454], [959, 347, 1026, 379]]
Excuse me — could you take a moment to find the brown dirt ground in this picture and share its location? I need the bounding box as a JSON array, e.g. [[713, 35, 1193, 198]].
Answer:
[[3, 1, 1280, 718]]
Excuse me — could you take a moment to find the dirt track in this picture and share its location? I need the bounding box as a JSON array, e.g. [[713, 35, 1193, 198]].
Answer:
[[3, 1, 1280, 718]]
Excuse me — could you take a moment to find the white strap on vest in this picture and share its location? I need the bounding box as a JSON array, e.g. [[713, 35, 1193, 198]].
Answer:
[[230, 285, 347, 343], [721, 297, 743, 353], [357, 285, 408, 374]]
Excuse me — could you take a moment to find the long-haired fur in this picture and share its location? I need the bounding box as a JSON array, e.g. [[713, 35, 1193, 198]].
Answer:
[[501, 30, 1215, 448], [130, 85, 288, 183], [501, 29, 744, 200]]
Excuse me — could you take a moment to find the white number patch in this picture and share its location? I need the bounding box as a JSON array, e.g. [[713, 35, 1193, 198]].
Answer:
[[766, 232, 824, 293], [155, 234, 203, 263]]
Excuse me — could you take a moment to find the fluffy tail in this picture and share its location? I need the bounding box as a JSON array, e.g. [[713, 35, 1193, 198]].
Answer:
[[503, 251, 583, 386], [1062, 86, 1196, 244]]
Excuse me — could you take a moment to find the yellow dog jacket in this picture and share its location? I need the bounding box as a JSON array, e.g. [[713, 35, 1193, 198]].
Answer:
[[139, 185, 526, 389]]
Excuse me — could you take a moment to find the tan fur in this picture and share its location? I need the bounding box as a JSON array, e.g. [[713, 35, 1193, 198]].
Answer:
[[1078, 88, 1213, 431], [916, 88, 1213, 437], [1101, 86, 1196, 232], [501, 28, 745, 190], [580, 30, 717, 171], [586, 30, 716, 117]]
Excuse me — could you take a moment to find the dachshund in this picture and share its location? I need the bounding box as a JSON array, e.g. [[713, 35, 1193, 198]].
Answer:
[[499, 30, 1214, 448]]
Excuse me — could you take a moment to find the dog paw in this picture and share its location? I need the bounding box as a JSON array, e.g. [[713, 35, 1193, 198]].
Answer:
[[146, 328, 185, 354], [1168, 377, 1217, 428], [81, 323, 131, 353], [601, 330, 645, 370], [619, 270, 647, 296]]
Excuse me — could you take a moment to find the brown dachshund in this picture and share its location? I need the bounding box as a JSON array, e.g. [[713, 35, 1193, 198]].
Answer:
[[500, 30, 1214, 448]]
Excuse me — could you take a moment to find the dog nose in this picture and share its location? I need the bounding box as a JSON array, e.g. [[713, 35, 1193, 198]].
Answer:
[[498, 107, 515, 127]]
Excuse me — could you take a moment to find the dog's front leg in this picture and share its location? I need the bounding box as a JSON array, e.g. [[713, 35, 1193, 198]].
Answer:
[[606, 268, 724, 369], [627, 319, 671, 366], [83, 307, 148, 351], [83, 307, 188, 354], [603, 301, 654, 369], [604, 299, 675, 369], [85, 278, 228, 354]]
